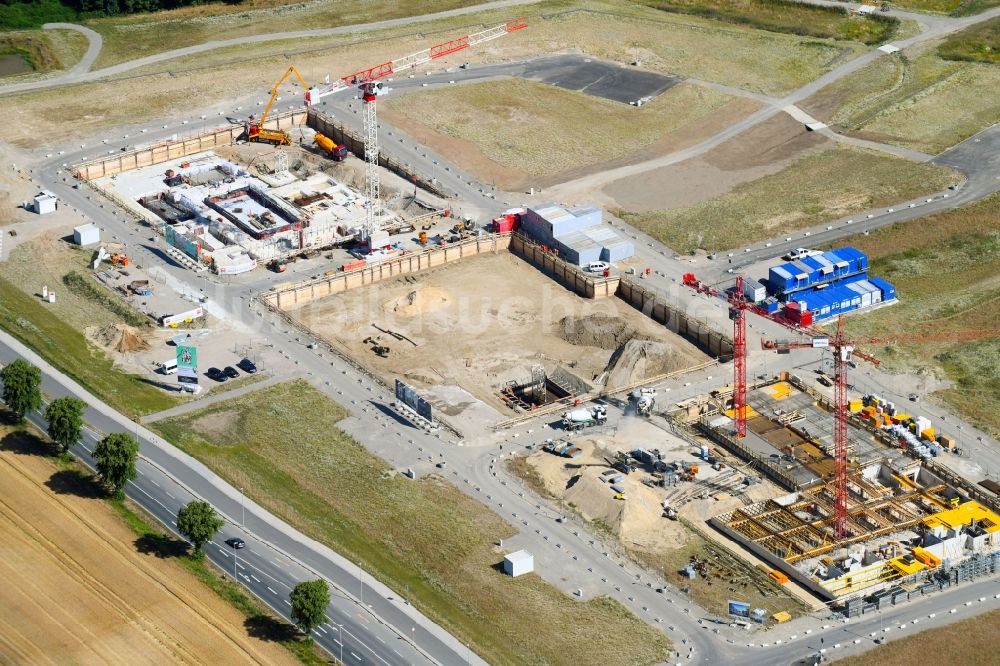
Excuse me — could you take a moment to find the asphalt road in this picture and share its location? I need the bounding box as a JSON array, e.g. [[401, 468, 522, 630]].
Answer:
[[0, 332, 473, 666], [5, 2, 1000, 664]]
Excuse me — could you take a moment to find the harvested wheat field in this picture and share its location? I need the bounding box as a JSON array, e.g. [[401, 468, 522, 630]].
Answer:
[[0, 431, 295, 666], [286, 252, 708, 410]]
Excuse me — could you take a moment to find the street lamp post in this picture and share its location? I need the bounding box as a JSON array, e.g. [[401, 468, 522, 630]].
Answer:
[[337, 624, 343, 663]]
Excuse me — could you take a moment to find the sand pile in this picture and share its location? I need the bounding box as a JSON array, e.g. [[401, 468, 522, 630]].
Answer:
[[604, 339, 689, 388], [565, 472, 627, 532], [556, 313, 638, 350], [385, 287, 451, 318], [95, 323, 150, 353]]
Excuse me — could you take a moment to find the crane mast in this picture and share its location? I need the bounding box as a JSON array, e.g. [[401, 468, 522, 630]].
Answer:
[[305, 18, 527, 241]]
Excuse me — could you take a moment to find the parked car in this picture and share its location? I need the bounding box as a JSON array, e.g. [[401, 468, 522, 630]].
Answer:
[[783, 248, 822, 261], [585, 261, 610, 273], [225, 538, 246, 549], [223, 366, 240, 379], [238, 357, 258, 374], [206, 367, 228, 382]]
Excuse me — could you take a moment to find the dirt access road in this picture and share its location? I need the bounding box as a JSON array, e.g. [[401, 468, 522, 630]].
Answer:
[[0, 435, 296, 666]]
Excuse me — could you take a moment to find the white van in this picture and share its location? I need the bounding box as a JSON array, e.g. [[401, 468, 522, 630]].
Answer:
[[159, 358, 178, 375]]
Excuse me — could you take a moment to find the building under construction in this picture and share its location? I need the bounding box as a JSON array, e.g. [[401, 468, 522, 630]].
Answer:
[[676, 375, 1000, 604]]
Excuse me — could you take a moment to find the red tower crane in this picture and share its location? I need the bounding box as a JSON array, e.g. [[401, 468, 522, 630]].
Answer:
[[762, 322, 999, 539], [730, 276, 750, 438]]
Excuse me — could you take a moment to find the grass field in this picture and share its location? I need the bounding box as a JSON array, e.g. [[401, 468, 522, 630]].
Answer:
[[84, 0, 499, 68], [382, 78, 738, 187], [0, 28, 87, 76], [940, 16, 1000, 63], [800, 49, 1000, 155], [151, 380, 673, 666], [1, 2, 860, 147], [832, 608, 1000, 666], [631, 522, 811, 619], [0, 240, 179, 417], [643, 0, 898, 44], [840, 193, 1000, 437], [887, 0, 1000, 15], [615, 145, 959, 254]]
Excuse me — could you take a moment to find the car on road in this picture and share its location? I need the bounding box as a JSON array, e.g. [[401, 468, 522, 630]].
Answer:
[[206, 367, 228, 382], [238, 357, 258, 374], [223, 366, 240, 379], [225, 538, 246, 549], [585, 261, 610, 273], [783, 248, 822, 261]]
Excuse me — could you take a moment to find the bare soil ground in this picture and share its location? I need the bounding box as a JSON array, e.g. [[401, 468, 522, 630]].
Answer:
[[800, 47, 1000, 155], [0, 429, 295, 665], [603, 112, 831, 212], [380, 78, 748, 192], [285, 252, 708, 410], [617, 145, 960, 254]]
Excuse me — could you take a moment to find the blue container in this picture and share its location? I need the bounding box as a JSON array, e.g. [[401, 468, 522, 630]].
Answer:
[[867, 276, 896, 301]]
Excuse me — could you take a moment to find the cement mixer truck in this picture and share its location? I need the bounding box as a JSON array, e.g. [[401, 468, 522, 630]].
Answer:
[[561, 405, 607, 432], [313, 132, 348, 161]]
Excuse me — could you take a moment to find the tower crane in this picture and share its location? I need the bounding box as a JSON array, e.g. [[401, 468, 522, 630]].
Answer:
[[761, 321, 1000, 540], [299, 17, 528, 240]]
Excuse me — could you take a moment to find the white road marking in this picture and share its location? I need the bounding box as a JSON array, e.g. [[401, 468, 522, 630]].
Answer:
[[376, 636, 385, 644], [235, 561, 245, 570], [150, 479, 161, 488], [283, 599, 291, 606], [266, 586, 277, 595], [351, 652, 361, 660], [165, 491, 176, 500], [250, 574, 260, 583], [317, 625, 328, 635]]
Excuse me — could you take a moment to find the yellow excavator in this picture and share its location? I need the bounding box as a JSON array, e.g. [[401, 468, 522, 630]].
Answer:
[[248, 66, 312, 145]]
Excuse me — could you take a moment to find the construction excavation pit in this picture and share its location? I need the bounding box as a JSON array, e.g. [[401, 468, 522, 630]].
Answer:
[[283, 252, 709, 425], [673, 376, 998, 609]]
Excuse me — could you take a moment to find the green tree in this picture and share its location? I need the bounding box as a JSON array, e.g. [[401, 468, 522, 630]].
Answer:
[[44, 396, 87, 454], [93, 432, 138, 499], [290, 579, 329, 637], [176, 500, 224, 554], [0, 359, 42, 422]]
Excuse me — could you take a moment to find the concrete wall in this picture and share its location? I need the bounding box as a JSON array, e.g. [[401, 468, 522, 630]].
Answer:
[[73, 111, 306, 180], [509, 233, 618, 299], [264, 233, 510, 309], [617, 278, 734, 359]]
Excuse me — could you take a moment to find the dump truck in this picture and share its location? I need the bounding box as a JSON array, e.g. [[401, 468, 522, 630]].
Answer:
[[561, 405, 607, 431], [314, 132, 348, 161], [129, 280, 152, 296], [543, 439, 582, 458]]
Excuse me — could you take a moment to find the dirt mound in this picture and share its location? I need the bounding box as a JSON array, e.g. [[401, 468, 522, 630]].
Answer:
[[604, 339, 690, 388], [564, 472, 627, 532], [557, 313, 638, 350], [385, 287, 451, 318], [94, 323, 150, 353]]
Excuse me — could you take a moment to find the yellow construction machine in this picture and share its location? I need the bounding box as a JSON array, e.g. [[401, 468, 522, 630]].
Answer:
[[248, 66, 311, 145]]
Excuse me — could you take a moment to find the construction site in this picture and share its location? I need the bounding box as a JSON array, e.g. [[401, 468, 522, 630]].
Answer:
[[7, 3, 1000, 664]]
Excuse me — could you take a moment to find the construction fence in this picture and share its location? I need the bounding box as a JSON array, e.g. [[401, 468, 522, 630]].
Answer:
[[261, 232, 510, 309], [306, 109, 451, 199], [72, 110, 307, 180], [617, 278, 735, 359], [509, 232, 619, 299]]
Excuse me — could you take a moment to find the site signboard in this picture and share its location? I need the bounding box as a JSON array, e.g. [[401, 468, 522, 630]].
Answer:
[[176, 345, 199, 384], [728, 600, 751, 618], [395, 379, 433, 421]]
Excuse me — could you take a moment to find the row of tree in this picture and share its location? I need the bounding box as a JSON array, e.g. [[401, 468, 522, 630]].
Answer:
[[0, 357, 330, 638], [0, 0, 241, 31]]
